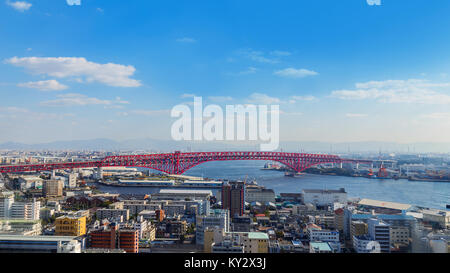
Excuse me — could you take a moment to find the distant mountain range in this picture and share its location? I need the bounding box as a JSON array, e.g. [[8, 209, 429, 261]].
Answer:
[[1, 138, 450, 154]]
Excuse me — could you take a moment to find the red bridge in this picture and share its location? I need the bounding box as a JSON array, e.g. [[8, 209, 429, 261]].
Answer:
[[0, 151, 372, 175]]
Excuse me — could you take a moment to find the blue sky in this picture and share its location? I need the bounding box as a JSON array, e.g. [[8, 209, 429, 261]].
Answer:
[[1, 0, 450, 144]]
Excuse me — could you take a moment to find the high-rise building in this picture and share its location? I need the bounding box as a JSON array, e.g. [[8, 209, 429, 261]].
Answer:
[[43, 180, 63, 198], [67, 173, 78, 189], [350, 220, 368, 245], [222, 182, 245, 217], [368, 218, 391, 253], [10, 199, 41, 220], [117, 229, 139, 253], [89, 223, 117, 250], [0, 192, 14, 219], [88, 223, 139, 253], [1, 192, 40, 221]]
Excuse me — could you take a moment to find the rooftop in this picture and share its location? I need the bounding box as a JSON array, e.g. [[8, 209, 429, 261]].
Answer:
[[358, 199, 412, 211], [310, 241, 332, 251], [303, 188, 346, 194], [351, 214, 415, 221], [0, 235, 76, 242], [158, 189, 212, 195], [247, 232, 269, 240]]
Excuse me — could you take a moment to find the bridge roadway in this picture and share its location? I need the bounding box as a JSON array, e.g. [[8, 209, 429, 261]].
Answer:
[[0, 151, 372, 175]]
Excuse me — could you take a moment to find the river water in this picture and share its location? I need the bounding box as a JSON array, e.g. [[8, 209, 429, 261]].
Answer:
[[94, 161, 449, 210]]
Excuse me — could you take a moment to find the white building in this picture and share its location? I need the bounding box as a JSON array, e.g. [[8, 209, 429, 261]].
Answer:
[[353, 235, 381, 253], [0, 192, 14, 218], [368, 218, 391, 253], [18, 176, 43, 190], [245, 187, 276, 204], [302, 188, 347, 207], [422, 209, 450, 229], [1, 192, 40, 221], [152, 189, 212, 201], [196, 209, 230, 245], [9, 199, 41, 221], [67, 173, 78, 189], [307, 227, 341, 252]]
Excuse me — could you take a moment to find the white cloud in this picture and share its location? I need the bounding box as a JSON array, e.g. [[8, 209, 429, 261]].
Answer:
[[281, 111, 303, 116], [421, 112, 450, 120], [247, 93, 281, 104], [180, 93, 195, 98], [176, 37, 197, 43], [290, 95, 316, 102], [239, 67, 258, 75], [331, 79, 450, 104], [6, 1, 31, 12], [66, 0, 81, 6], [0, 106, 29, 113], [208, 96, 233, 102], [239, 49, 279, 64], [274, 68, 318, 78], [17, 80, 68, 91], [6, 57, 141, 87], [0, 106, 74, 120], [41, 93, 129, 107], [131, 109, 170, 116], [346, 113, 368, 118]]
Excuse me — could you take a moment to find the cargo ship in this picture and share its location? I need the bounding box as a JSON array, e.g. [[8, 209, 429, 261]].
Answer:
[[261, 162, 288, 171], [284, 171, 304, 177]]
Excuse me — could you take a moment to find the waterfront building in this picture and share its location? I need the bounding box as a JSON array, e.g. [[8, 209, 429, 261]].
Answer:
[[279, 193, 303, 203], [358, 199, 412, 214], [422, 209, 450, 229], [302, 188, 347, 207], [245, 187, 275, 204], [152, 189, 212, 201]]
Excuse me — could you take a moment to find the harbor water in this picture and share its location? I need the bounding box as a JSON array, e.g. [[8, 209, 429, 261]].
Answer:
[[94, 161, 450, 210]]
